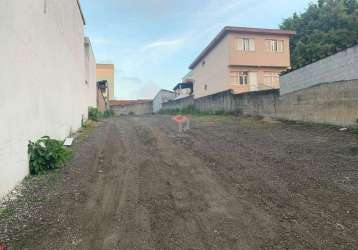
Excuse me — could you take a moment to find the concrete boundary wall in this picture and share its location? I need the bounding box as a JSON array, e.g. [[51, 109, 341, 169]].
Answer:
[[112, 102, 153, 115], [278, 80, 358, 126], [162, 80, 358, 126], [281, 45, 358, 95], [161, 97, 194, 111]]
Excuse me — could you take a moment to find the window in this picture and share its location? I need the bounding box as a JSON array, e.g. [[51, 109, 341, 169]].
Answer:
[[204, 84, 208, 90], [264, 72, 279, 86], [233, 72, 249, 85], [266, 40, 284, 52], [236, 38, 255, 51]]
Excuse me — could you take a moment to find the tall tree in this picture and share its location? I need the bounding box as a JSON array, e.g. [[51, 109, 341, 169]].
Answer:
[[281, 0, 358, 69]]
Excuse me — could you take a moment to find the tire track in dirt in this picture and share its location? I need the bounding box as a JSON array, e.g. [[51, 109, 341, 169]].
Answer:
[[3, 115, 357, 249]]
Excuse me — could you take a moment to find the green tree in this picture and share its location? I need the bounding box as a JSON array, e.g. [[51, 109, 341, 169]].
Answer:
[[281, 0, 358, 69]]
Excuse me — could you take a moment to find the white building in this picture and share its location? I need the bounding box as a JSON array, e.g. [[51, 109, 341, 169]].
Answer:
[[153, 89, 176, 113], [0, 0, 97, 197]]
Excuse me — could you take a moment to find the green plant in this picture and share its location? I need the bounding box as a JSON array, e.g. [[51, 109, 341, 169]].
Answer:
[[281, 0, 358, 69], [103, 109, 115, 118], [352, 118, 358, 134], [88, 107, 100, 121], [28, 136, 71, 175], [159, 105, 233, 116]]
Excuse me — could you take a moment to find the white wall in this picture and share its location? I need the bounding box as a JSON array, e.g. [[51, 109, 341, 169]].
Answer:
[[153, 90, 176, 113], [0, 0, 96, 197]]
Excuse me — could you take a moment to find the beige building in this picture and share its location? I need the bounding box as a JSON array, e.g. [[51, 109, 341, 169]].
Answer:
[[189, 27, 296, 98], [96, 64, 115, 100]]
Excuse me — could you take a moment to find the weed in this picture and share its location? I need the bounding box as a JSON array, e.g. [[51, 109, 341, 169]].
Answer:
[[103, 109, 115, 118], [28, 136, 72, 175], [88, 107, 114, 121], [88, 107, 100, 121]]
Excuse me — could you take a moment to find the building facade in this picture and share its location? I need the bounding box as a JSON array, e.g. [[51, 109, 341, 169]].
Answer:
[[96, 64, 115, 100], [0, 0, 96, 197], [153, 89, 176, 113], [189, 27, 295, 98]]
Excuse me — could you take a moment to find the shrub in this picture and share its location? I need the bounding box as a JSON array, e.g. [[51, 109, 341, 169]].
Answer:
[[88, 107, 100, 121], [103, 109, 115, 118], [89, 107, 114, 120], [28, 136, 71, 175]]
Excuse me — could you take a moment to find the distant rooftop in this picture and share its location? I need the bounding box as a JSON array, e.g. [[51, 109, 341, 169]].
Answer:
[[97, 64, 115, 68], [110, 100, 152, 107], [173, 82, 193, 91]]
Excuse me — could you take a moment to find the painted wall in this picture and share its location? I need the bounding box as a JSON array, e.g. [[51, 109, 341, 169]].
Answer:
[[280, 45, 358, 95], [228, 33, 291, 68], [0, 0, 96, 198], [96, 64, 115, 100], [229, 66, 285, 94], [84, 37, 97, 114], [191, 35, 230, 98], [190, 32, 292, 99], [153, 90, 176, 113]]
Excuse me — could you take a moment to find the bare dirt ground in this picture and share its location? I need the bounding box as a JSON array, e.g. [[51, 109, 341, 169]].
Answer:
[[1, 115, 358, 250]]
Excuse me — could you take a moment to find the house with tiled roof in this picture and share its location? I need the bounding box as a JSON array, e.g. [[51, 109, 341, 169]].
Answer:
[[189, 26, 296, 98]]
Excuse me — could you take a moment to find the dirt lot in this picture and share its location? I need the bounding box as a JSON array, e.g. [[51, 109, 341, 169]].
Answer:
[[1, 115, 357, 249]]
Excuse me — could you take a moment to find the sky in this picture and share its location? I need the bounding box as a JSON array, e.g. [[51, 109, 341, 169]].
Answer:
[[82, 0, 313, 100]]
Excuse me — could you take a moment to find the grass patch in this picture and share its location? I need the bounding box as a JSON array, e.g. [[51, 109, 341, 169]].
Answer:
[[88, 107, 114, 121], [160, 105, 234, 116], [77, 120, 95, 143]]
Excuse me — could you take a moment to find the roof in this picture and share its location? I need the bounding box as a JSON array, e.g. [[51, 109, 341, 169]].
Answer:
[[173, 82, 193, 91], [96, 64, 115, 69], [153, 89, 175, 100], [189, 26, 296, 70], [110, 100, 152, 107], [76, 0, 86, 25]]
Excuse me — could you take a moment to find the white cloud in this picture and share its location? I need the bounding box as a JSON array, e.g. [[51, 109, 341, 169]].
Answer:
[[143, 38, 185, 50], [87, 0, 310, 99]]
